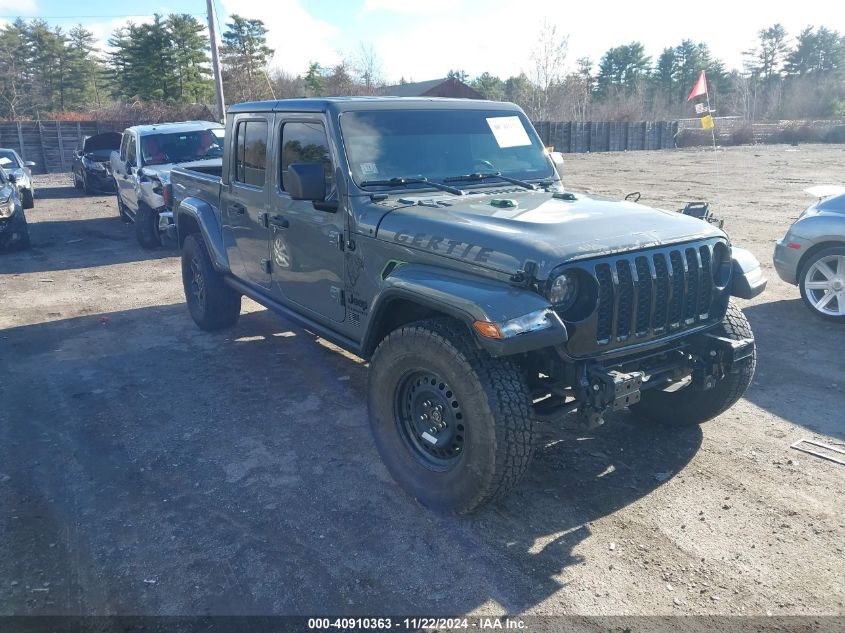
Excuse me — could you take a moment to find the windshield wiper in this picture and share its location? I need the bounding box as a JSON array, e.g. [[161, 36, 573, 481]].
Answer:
[[359, 176, 464, 196], [443, 172, 537, 190]]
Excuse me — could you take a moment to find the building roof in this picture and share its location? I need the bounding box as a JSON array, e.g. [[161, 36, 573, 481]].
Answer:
[[380, 77, 484, 99], [380, 78, 452, 97]]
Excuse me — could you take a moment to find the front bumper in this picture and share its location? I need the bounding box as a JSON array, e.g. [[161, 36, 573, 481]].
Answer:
[[773, 236, 809, 285], [84, 168, 117, 193]]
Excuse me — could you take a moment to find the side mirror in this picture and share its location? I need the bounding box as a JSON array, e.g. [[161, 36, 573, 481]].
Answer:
[[7, 173, 16, 183], [286, 163, 326, 201], [24, 161, 35, 168], [548, 151, 565, 180]]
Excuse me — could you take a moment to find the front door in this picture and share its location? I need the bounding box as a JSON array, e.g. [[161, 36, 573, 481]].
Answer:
[[269, 117, 345, 323], [222, 115, 271, 288], [116, 134, 139, 212]]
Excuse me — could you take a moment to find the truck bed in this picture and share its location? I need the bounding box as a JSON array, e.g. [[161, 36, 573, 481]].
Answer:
[[170, 159, 223, 216]]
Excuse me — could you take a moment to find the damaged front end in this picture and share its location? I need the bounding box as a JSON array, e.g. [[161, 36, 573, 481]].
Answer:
[[531, 328, 755, 428]]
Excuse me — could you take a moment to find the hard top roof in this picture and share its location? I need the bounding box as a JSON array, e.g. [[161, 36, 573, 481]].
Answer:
[[227, 96, 521, 115], [126, 120, 224, 135]]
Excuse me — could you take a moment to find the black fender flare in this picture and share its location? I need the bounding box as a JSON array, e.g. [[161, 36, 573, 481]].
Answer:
[[175, 197, 230, 274], [363, 263, 568, 358]]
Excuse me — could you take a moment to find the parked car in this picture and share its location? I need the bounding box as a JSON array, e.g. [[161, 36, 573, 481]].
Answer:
[[72, 132, 122, 194], [774, 185, 845, 321], [0, 165, 29, 250], [111, 121, 224, 248], [170, 97, 766, 513], [0, 148, 35, 209]]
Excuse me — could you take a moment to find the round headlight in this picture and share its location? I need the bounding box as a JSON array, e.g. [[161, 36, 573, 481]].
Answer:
[[548, 270, 579, 310]]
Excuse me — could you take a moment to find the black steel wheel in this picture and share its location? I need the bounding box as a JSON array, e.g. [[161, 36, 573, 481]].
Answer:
[[395, 370, 466, 470], [368, 318, 534, 514]]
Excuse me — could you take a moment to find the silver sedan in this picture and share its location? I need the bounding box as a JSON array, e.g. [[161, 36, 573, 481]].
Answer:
[[774, 186, 845, 321]]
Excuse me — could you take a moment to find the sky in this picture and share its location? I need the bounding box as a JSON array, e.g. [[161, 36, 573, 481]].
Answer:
[[0, 0, 842, 83]]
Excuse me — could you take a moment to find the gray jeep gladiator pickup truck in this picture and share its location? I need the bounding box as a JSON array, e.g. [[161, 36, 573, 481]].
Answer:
[[170, 97, 767, 513]]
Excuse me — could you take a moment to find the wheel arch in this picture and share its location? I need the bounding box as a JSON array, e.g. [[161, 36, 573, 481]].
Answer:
[[360, 263, 567, 359], [797, 240, 845, 282], [175, 197, 230, 274]]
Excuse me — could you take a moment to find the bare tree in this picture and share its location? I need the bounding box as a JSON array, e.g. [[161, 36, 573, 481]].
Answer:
[[353, 42, 383, 95], [529, 20, 568, 120]]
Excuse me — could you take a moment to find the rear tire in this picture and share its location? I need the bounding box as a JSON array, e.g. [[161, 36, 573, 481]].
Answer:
[[73, 171, 82, 190], [367, 318, 534, 514], [181, 234, 241, 331], [631, 301, 755, 426], [135, 202, 161, 249]]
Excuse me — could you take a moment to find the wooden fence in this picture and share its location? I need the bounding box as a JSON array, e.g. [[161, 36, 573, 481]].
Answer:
[[0, 120, 130, 174], [533, 121, 679, 153]]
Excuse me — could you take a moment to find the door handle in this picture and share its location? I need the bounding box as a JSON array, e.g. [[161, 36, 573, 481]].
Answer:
[[231, 202, 246, 215], [270, 214, 289, 228]]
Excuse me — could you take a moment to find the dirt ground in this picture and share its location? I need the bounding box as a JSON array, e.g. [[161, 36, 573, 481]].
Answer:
[[0, 144, 843, 618]]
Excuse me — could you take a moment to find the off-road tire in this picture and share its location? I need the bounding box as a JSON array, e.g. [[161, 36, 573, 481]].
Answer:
[[135, 202, 161, 249], [631, 301, 755, 426], [83, 174, 94, 195], [181, 233, 241, 331], [798, 246, 845, 322], [73, 172, 82, 190], [368, 318, 534, 514], [21, 188, 34, 209]]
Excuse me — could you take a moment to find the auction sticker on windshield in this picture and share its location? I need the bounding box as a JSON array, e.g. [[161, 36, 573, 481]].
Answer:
[[486, 116, 531, 148]]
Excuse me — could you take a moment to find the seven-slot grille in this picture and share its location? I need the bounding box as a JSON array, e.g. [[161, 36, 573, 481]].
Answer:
[[592, 243, 718, 345]]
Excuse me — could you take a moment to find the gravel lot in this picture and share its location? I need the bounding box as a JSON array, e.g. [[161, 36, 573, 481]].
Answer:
[[1, 144, 843, 617]]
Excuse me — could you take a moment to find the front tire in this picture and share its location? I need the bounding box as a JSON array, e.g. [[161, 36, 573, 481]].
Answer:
[[21, 188, 34, 209], [631, 301, 756, 426], [135, 202, 161, 249], [181, 234, 241, 331], [367, 318, 534, 514], [799, 246, 845, 322]]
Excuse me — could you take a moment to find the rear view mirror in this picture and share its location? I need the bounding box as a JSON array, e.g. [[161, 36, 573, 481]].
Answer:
[[287, 163, 326, 201]]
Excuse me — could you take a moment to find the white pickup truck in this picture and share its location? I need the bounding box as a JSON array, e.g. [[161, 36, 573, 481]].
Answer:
[[110, 121, 224, 248]]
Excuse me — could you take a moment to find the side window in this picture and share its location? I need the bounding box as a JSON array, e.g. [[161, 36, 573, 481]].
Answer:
[[126, 136, 137, 166], [119, 134, 128, 160], [280, 122, 333, 193], [234, 120, 268, 187]]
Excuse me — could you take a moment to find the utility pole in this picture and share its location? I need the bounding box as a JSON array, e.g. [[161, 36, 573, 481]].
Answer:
[[206, 0, 226, 123]]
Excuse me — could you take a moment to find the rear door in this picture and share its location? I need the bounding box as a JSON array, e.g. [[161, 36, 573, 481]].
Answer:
[[268, 116, 345, 322], [221, 114, 272, 288]]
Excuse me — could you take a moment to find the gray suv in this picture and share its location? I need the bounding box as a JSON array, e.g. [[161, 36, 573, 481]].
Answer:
[[170, 97, 766, 513]]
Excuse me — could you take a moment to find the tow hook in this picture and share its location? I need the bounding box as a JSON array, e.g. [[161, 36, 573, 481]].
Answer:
[[577, 369, 644, 428]]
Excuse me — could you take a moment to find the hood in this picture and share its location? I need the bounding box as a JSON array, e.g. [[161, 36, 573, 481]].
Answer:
[[139, 164, 174, 183], [375, 190, 726, 277], [83, 132, 122, 154]]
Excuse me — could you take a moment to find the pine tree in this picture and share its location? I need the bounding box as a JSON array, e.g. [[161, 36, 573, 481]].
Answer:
[[221, 14, 274, 102]]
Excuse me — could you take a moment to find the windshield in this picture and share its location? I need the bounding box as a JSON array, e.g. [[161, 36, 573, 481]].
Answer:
[[140, 128, 224, 166], [339, 109, 554, 190], [0, 150, 21, 168]]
